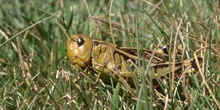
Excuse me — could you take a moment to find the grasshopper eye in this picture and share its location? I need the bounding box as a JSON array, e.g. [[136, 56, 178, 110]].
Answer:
[[161, 45, 168, 54], [77, 37, 85, 47]]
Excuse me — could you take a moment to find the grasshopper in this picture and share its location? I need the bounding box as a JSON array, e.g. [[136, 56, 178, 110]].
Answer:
[[67, 34, 202, 87]]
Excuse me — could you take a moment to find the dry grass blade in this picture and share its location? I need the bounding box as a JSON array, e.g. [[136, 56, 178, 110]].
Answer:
[[0, 13, 57, 48], [194, 48, 220, 109]]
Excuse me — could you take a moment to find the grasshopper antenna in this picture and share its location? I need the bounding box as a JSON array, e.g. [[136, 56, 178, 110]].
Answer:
[[56, 17, 71, 39]]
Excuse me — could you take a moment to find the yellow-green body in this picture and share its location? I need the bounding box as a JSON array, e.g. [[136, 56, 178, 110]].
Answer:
[[67, 34, 201, 80]]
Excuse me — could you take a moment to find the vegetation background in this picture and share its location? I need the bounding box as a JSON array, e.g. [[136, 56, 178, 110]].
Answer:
[[0, 0, 219, 109]]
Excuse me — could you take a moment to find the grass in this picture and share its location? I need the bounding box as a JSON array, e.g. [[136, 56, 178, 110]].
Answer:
[[0, 0, 220, 109]]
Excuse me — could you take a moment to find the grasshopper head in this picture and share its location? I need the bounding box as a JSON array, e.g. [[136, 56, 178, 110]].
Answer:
[[67, 35, 93, 70]]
